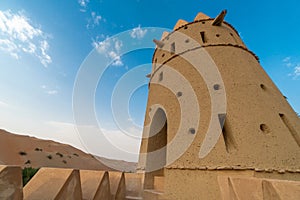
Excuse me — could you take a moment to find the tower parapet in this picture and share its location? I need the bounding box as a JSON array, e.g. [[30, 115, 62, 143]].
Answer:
[[151, 10, 260, 76]]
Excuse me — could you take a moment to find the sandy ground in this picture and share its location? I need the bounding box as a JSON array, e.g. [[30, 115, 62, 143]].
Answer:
[[0, 129, 136, 172]]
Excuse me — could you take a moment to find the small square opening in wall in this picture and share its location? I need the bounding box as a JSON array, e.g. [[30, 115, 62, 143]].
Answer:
[[189, 128, 196, 134], [260, 84, 266, 90], [213, 84, 220, 90], [176, 91, 182, 97], [260, 124, 270, 134]]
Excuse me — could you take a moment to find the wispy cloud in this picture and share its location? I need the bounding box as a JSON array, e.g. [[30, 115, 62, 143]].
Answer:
[[78, 0, 90, 12], [46, 90, 58, 95], [0, 100, 16, 110], [283, 56, 300, 79], [293, 65, 300, 78], [283, 57, 291, 63], [86, 11, 103, 29], [0, 39, 19, 59], [0, 100, 9, 108], [283, 56, 292, 67], [41, 85, 58, 95], [0, 10, 52, 67], [130, 25, 147, 39], [93, 38, 123, 66], [91, 12, 101, 25]]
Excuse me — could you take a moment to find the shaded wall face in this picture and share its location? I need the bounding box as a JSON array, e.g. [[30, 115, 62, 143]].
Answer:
[[144, 109, 167, 174]]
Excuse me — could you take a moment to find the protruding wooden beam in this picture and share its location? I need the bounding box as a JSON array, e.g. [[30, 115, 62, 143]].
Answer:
[[153, 39, 165, 48], [173, 19, 188, 30], [194, 12, 210, 21], [212, 10, 227, 26]]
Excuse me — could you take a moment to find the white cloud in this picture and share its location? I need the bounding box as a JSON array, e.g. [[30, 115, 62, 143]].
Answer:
[[39, 40, 52, 66], [93, 38, 123, 66], [0, 10, 52, 67], [130, 25, 147, 39], [46, 90, 58, 95], [91, 12, 101, 25], [108, 51, 123, 66], [283, 57, 291, 63], [86, 11, 103, 29], [92, 39, 110, 53], [114, 39, 122, 52], [283, 56, 300, 79], [41, 85, 58, 95], [79, 0, 89, 7], [0, 39, 19, 59], [293, 65, 300, 78], [283, 56, 292, 68], [78, 0, 89, 8], [22, 42, 36, 54]]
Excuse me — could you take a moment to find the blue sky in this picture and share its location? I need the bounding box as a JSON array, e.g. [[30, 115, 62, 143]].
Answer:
[[0, 0, 299, 161]]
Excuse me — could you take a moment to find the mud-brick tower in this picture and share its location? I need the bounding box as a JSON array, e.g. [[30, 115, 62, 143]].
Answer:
[[137, 10, 300, 199]]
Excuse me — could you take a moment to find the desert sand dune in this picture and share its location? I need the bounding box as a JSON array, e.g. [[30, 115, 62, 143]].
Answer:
[[0, 129, 136, 172]]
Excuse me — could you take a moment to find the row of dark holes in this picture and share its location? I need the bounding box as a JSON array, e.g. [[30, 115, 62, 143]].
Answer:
[[258, 84, 295, 137], [158, 71, 281, 136], [156, 72, 296, 142], [183, 21, 206, 30], [157, 75, 294, 138], [189, 116, 293, 135], [160, 70, 268, 93], [260, 113, 294, 133], [156, 32, 236, 62], [159, 74, 268, 92]]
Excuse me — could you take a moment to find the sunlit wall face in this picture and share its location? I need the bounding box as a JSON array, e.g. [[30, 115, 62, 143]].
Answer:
[[0, 0, 299, 162]]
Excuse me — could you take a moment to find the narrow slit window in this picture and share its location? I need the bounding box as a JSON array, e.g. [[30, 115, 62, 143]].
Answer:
[[159, 72, 163, 82], [221, 119, 237, 153], [200, 31, 206, 43], [279, 113, 300, 146], [170, 42, 175, 54], [222, 124, 230, 153]]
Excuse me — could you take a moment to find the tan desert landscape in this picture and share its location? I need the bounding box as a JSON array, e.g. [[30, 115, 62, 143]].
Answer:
[[0, 129, 136, 172]]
